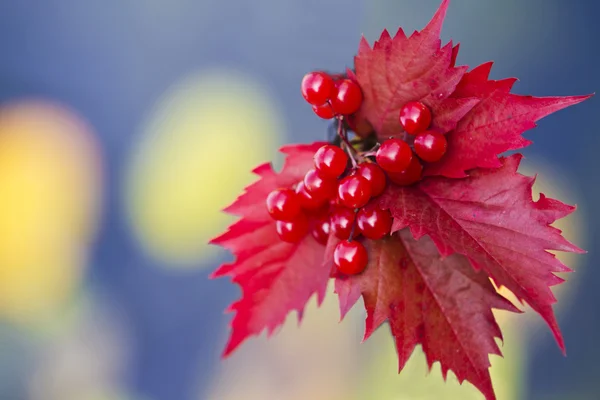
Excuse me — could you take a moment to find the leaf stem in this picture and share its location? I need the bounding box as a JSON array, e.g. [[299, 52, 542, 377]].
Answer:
[[337, 117, 359, 167]]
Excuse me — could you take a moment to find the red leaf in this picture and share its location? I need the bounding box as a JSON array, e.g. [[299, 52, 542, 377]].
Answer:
[[335, 231, 518, 400], [354, 0, 479, 139], [353, 0, 591, 179], [210, 142, 331, 356], [211, 2, 589, 399], [378, 154, 583, 352], [426, 62, 592, 177]]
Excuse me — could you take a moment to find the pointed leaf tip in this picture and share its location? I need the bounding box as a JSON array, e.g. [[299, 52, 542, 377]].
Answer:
[[425, 0, 450, 37], [210, 142, 332, 357]]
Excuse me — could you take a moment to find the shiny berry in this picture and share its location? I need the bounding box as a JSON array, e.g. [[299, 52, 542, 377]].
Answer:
[[314, 145, 348, 178], [352, 163, 387, 197], [304, 168, 337, 200], [266, 188, 301, 221], [388, 156, 423, 186], [301, 71, 335, 106], [312, 102, 335, 119], [334, 241, 368, 275], [376, 139, 413, 173], [276, 214, 309, 243], [295, 181, 326, 210], [414, 131, 448, 162], [357, 206, 392, 240], [330, 79, 363, 115], [311, 215, 330, 245], [338, 175, 372, 209], [399, 101, 432, 135], [330, 206, 357, 240]]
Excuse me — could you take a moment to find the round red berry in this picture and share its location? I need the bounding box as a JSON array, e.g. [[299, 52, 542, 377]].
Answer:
[[312, 103, 335, 119], [352, 163, 387, 197], [399, 101, 432, 135], [295, 181, 326, 210], [414, 131, 448, 162], [387, 156, 423, 186], [334, 240, 368, 275], [301, 71, 334, 106], [357, 206, 392, 240], [330, 79, 363, 115], [276, 214, 309, 243], [337, 175, 372, 209], [311, 215, 330, 245], [376, 139, 413, 173], [330, 206, 357, 240], [304, 168, 337, 200], [266, 188, 301, 221], [314, 145, 348, 178]]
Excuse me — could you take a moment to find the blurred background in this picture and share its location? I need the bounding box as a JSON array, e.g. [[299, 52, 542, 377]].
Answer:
[[0, 0, 597, 399]]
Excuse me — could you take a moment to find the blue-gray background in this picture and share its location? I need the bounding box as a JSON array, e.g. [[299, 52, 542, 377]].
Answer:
[[0, 1, 597, 399]]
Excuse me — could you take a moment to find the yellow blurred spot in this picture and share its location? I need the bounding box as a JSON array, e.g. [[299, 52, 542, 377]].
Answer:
[[494, 157, 585, 327], [526, 159, 585, 309], [204, 283, 520, 400], [0, 101, 102, 324], [204, 283, 363, 400], [125, 69, 283, 267], [359, 322, 522, 400]]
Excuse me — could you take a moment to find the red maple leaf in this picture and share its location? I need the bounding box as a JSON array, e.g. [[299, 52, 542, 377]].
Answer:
[[377, 154, 583, 353], [211, 1, 590, 399], [210, 142, 331, 355], [334, 230, 519, 400], [353, 0, 590, 178]]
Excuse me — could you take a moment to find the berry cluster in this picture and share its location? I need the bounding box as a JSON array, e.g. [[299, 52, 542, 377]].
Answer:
[[376, 101, 447, 185], [264, 76, 450, 276], [301, 71, 363, 119], [266, 144, 392, 275]]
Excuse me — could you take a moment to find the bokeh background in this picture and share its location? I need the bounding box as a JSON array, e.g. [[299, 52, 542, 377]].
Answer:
[[0, 0, 597, 399]]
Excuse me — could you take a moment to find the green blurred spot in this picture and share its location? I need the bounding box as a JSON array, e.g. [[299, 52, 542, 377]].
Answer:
[[355, 314, 523, 400], [125, 69, 283, 268]]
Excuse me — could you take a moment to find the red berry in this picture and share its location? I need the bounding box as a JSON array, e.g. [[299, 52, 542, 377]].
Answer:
[[295, 181, 326, 210], [304, 169, 337, 200], [301, 71, 335, 106], [266, 188, 301, 221], [334, 241, 368, 275], [414, 131, 448, 162], [311, 215, 330, 245], [387, 156, 423, 186], [352, 163, 387, 197], [330, 79, 363, 115], [357, 206, 392, 240], [376, 139, 413, 173], [330, 206, 357, 240], [337, 175, 372, 209], [276, 215, 309, 243], [312, 102, 335, 119], [314, 145, 348, 178], [399, 101, 432, 135]]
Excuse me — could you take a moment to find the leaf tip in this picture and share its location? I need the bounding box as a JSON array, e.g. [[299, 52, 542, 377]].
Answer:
[[221, 333, 243, 359], [429, 0, 451, 31], [450, 42, 460, 67], [358, 35, 372, 54]]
